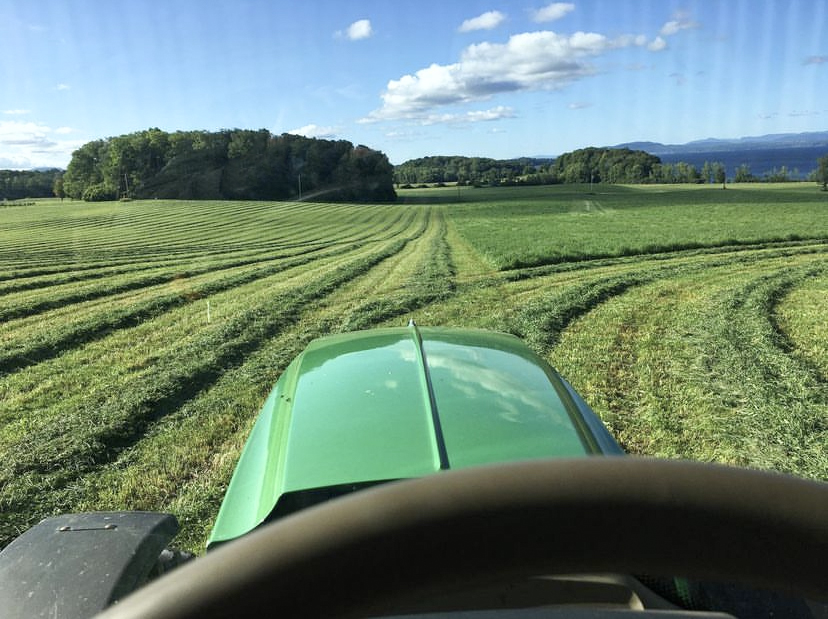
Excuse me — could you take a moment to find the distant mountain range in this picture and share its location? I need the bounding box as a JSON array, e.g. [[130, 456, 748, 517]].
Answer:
[[613, 131, 828, 178], [615, 131, 828, 154]]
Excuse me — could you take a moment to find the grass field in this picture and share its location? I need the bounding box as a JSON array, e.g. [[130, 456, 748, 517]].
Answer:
[[1, 184, 826, 551]]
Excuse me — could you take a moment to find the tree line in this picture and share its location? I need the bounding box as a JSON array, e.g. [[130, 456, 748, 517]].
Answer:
[[394, 155, 551, 187], [59, 128, 396, 202], [393, 149, 684, 186], [0, 169, 63, 201], [395, 148, 828, 188], [4, 145, 826, 202]]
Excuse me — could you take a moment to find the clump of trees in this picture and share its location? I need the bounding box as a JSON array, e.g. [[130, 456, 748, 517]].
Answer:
[[62, 128, 396, 202], [394, 156, 551, 186], [551, 147, 660, 184], [0, 169, 63, 200]]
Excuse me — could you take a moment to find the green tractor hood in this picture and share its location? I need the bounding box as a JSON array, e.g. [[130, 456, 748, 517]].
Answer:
[[208, 326, 621, 547]]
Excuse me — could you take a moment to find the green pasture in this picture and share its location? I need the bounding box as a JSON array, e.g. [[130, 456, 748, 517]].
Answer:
[[0, 185, 825, 551], [437, 183, 828, 269]]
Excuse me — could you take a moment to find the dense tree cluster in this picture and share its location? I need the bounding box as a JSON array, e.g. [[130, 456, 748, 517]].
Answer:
[[551, 148, 660, 184], [394, 156, 550, 186], [61, 128, 396, 202], [0, 169, 63, 200]]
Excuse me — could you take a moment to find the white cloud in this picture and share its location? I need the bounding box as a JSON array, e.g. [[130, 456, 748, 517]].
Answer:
[[287, 124, 339, 139], [459, 11, 506, 33], [421, 106, 516, 125], [0, 120, 83, 169], [0, 120, 52, 146], [614, 34, 650, 48], [568, 102, 591, 109], [466, 106, 516, 121], [339, 19, 373, 41], [532, 2, 575, 23], [804, 55, 828, 65], [364, 30, 634, 122], [56, 83, 70, 90], [385, 129, 422, 139], [55, 126, 74, 134], [3, 109, 31, 115], [659, 12, 698, 36], [648, 36, 667, 51]]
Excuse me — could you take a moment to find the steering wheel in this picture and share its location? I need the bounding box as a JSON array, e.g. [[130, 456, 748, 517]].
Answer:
[[98, 458, 828, 618]]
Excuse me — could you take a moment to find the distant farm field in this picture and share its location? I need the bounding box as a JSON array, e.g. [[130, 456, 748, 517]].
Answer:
[[1, 184, 826, 552]]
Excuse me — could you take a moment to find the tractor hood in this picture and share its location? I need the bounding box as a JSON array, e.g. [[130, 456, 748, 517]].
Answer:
[[208, 326, 621, 547]]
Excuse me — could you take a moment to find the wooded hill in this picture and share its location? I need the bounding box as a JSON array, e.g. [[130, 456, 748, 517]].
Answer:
[[61, 128, 396, 202]]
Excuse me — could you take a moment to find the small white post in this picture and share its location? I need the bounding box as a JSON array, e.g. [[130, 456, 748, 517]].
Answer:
[[207, 300, 212, 323]]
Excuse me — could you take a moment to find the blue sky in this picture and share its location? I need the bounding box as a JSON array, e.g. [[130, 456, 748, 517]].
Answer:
[[1, 0, 826, 168]]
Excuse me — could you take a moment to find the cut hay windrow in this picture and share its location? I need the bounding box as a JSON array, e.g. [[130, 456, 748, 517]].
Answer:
[[1, 186, 825, 553]]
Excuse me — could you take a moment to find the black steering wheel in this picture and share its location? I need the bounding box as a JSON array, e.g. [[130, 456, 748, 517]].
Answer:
[[98, 458, 828, 618]]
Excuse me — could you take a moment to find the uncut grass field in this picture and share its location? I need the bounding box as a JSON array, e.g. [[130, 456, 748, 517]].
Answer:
[[1, 183, 826, 552]]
